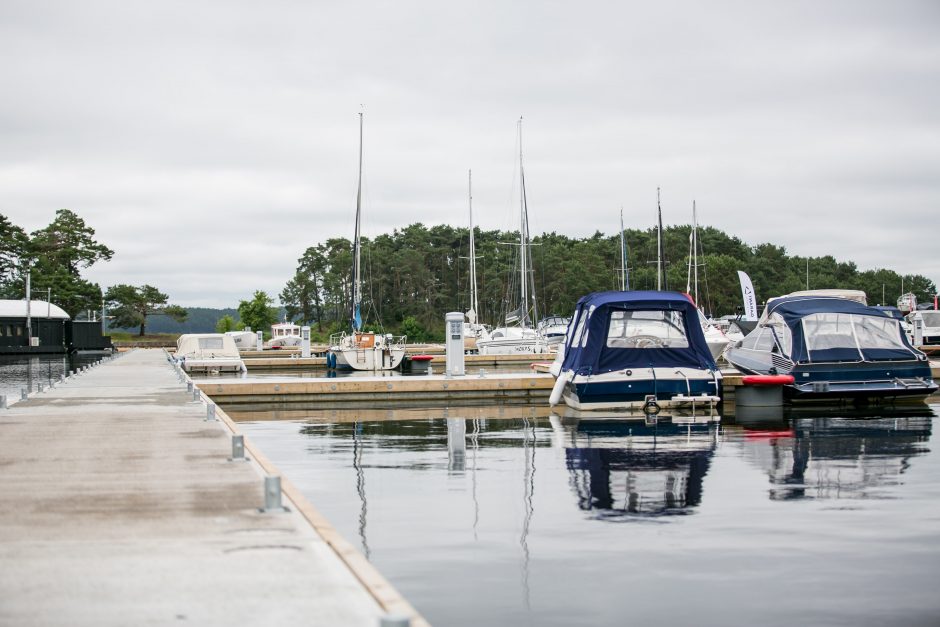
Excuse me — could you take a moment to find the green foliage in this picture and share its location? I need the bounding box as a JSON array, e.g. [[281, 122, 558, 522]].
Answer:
[[398, 315, 426, 343], [215, 314, 238, 333], [105, 284, 188, 336], [237, 291, 278, 337], [283, 222, 938, 326], [0, 209, 113, 315]]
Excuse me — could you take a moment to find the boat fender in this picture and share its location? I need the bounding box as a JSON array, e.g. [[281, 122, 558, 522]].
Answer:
[[741, 374, 795, 386], [548, 371, 572, 407]]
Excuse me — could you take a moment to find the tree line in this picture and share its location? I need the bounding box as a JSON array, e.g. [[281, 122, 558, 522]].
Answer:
[[280, 222, 937, 339]]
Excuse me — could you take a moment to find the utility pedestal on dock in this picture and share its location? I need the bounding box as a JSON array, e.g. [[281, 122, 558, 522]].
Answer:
[[445, 312, 465, 377]]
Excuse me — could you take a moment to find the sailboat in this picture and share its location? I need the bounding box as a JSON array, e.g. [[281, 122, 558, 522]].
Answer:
[[476, 118, 550, 355], [685, 201, 731, 360], [328, 113, 407, 371]]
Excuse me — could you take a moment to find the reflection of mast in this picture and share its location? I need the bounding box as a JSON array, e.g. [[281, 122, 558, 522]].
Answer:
[[520, 417, 536, 610], [352, 422, 370, 559], [470, 418, 481, 541]]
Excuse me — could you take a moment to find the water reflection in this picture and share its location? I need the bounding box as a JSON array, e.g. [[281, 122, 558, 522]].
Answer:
[[732, 407, 933, 500], [554, 414, 718, 518], [0, 353, 104, 397]]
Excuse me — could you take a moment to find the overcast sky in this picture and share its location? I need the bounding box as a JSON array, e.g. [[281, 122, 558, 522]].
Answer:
[[1, 0, 938, 308]]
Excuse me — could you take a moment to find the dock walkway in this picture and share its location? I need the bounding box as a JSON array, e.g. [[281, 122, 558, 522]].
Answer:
[[0, 349, 420, 626]]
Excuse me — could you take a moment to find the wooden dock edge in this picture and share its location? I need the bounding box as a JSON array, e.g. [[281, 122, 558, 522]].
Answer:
[[197, 386, 430, 626]]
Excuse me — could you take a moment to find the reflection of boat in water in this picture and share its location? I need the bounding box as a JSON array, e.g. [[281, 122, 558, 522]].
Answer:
[[554, 415, 718, 517], [733, 412, 933, 500]]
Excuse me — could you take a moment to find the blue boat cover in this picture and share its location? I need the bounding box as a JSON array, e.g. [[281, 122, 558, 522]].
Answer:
[[766, 296, 918, 363], [561, 291, 718, 375]]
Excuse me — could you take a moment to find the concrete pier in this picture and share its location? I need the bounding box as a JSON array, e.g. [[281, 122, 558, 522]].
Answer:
[[0, 349, 426, 626]]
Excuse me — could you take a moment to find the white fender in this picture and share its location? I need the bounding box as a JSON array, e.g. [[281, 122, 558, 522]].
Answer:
[[549, 370, 572, 407]]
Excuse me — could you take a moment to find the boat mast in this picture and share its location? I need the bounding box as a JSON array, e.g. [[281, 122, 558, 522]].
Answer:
[[656, 187, 664, 291], [518, 117, 531, 327], [468, 169, 479, 324], [351, 112, 363, 332], [619, 208, 628, 291], [688, 200, 699, 304]]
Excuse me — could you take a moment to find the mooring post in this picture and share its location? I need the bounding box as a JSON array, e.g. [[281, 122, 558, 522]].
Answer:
[[230, 434, 246, 461], [192, 388, 201, 402], [0, 395, 6, 409], [187, 381, 194, 393], [301, 326, 311, 358], [256, 330, 263, 352], [379, 615, 411, 627], [21, 388, 28, 401], [262, 476, 286, 513], [205, 403, 216, 421], [37, 383, 44, 393]]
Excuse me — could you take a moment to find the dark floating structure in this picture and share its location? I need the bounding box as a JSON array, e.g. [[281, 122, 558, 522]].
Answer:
[[0, 300, 112, 354]]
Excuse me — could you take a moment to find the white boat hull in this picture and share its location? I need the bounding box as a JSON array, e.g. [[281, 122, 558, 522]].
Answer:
[[333, 345, 406, 371]]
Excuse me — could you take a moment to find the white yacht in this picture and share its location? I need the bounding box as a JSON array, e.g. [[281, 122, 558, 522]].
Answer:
[[265, 321, 302, 349]]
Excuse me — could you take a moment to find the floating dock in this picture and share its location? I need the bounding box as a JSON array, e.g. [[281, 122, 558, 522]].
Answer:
[[0, 349, 427, 627]]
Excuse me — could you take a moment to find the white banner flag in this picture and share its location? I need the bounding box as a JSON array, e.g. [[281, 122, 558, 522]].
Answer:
[[737, 271, 759, 321]]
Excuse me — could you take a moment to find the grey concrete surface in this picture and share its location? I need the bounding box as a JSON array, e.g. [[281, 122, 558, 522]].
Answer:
[[0, 350, 385, 626]]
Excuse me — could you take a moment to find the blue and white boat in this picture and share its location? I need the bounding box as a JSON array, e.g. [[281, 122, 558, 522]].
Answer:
[[549, 291, 722, 411], [724, 295, 937, 402]]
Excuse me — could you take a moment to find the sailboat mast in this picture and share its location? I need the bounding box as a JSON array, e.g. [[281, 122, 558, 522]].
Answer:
[[468, 169, 479, 321], [656, 187, 664, 291], [518, 117, 529, 327], [352, 112, 363, 331], [692, 200, 699, 305], [619, 208, 627, 291]]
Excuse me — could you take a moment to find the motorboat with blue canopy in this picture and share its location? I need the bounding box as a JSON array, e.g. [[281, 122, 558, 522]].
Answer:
[[724, 295, 937, 402], [549, 291, 722, 411]]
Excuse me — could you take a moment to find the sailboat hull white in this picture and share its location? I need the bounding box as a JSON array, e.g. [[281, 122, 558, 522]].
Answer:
[[333, 346, 406, 371]]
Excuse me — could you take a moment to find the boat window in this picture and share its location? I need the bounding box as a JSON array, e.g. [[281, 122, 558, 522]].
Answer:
[[853, 315, 909, 350], [198, 337, 225, 350], [767, 313, 792, 355], [606, 310, 689, 349], [802, 313, 859, 354], [919, 312, 940, 327], [581, 306, 595, 347]]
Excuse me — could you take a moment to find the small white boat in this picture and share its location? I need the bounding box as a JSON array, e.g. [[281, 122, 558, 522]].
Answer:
[[477, 326, 551, 355], [906, 309, 940, 347], [537, 316, 570, 346], [176, 334, 246, 373], [265, 322, 302, 349], [329, 331, 407, 370], [225, 330, 257, 350]]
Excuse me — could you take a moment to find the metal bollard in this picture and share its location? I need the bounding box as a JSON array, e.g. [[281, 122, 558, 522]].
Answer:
[[261, 476, 287, 513], [187, 381, 194, 393], [21, 388, 28, 401], [380, 616, 411, 627], [60, 374, 66, 383], [192, 388, 200, 402], [230, 435, 246, 461], [0, 395, 6, 409], [205, 403, 216, 421], [38, 383, 45, 393]]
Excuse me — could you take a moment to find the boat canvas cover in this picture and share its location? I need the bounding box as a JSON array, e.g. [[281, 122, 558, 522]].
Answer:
[[765, 296, 919, 363], [561, 291, 717, 374]]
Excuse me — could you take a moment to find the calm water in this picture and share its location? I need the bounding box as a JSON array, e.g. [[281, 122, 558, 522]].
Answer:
[[0, 353, 105, 398], [240, 404, 940, 627]]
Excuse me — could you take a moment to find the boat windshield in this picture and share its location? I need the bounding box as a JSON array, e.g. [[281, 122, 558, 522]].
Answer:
[[606, 310, 689, 349], [802, 313, 910, 361], [198, 337, 225, 350]]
